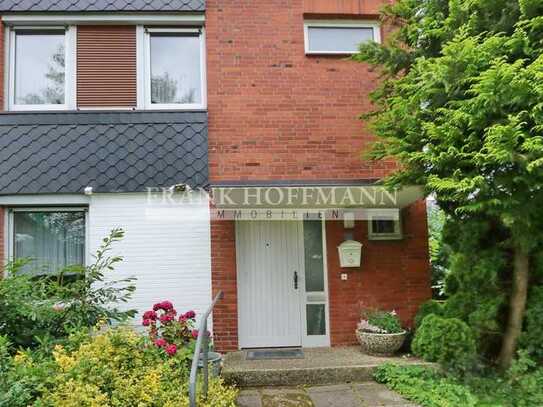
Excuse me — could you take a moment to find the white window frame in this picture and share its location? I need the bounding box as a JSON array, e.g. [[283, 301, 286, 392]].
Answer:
[[303, 20, 381, 55], [6, 25, 77, 111], [138, 26, 207, 110], [368, 212, 403, 241], [300, 218, 331, 348], [6, 207, 89, 273]]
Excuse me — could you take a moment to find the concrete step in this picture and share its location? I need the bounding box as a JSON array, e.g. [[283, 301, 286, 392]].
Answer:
[[222, 346, 432, 387], [224, 364, 377, 387]]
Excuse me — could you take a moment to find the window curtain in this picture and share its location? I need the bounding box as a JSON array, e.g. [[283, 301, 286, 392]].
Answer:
[[13, 211, 85, 275]]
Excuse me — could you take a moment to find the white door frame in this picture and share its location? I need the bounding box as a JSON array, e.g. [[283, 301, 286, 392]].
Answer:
[[236, 219, 330, 349], [299, 219, 331, 348]]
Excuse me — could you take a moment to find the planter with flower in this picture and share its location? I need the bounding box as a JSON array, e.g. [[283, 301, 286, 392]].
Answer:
[[356, 308, 406, 356], [142, 300, 222, 375]]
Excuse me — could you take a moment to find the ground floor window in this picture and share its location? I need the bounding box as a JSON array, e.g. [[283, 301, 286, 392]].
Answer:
[[10, 209, 86, 275]]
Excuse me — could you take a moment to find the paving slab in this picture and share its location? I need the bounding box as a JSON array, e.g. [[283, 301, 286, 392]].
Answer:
[[307, 385, 361, 407], [353, 383, 418, 406], [237, 389, 262, 407], [261, 387, 313, 407], [235, 383, 420, 407]]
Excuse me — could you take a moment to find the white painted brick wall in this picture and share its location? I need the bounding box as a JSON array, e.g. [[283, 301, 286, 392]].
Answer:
[[88, 192, 212, 329]]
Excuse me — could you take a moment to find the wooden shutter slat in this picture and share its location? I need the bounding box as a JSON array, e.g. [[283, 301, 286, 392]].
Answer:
[[77, 25, 137, 108]]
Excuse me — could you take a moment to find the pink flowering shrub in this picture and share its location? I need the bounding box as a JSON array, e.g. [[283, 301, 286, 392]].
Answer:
[[142, 300, 200, 357]]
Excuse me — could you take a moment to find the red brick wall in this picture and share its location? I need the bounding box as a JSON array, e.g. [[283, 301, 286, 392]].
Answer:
[[303, 0, 387, 16], [207, 0, 431, 352], [211, 202, 431, 352], [210, 220, 239, 352], [327, 200, 431, 345], [206, 0, 396, 182]]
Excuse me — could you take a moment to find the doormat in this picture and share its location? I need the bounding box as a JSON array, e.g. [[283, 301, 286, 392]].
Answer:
[[246, 348, 304, 360]]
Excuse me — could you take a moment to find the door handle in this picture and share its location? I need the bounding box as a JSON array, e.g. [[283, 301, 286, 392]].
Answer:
[[294, 271, 298, 290]]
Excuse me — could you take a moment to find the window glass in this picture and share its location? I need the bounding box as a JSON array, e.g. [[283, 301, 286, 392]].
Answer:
[[307, 26, 374, 53], [14, 31, 65, 105], [13, 211, 85, 275], [307, 304, 326, 336], [150, 33, 201, 105], [372, 219, 396, 234], [304, 220, 324, 292]]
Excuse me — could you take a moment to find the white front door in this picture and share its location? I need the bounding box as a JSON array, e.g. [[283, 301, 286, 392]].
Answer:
[[236, 221, 303, 348], [236, 220, 330, 349]]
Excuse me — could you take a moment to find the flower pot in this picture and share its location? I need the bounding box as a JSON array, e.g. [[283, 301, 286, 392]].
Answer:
[[198, 351, 222, 377], [355, 329, 407, 356]]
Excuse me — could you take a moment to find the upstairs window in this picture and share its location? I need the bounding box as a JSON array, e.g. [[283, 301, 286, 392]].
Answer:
[[8, 27, 76, 110], [304, 21, 380, 55], [142, 28, 206, 109]]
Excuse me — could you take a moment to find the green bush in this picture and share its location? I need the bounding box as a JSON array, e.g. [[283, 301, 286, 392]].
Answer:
[[0, 229, 136, 350], [0, 328, 237, 407], [375, 360, 543, 407], [374, 364, 478, 407], [414, 300, 445, 329], [0, 337, 59, 407], [412, 314, 477, 370], [520, 285, 543, 362]]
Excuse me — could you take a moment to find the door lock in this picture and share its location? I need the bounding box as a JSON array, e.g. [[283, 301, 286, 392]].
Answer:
[[294, 271, 298, 290]]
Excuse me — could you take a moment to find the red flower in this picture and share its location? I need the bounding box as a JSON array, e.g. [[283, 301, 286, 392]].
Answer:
[[165, 344, 177, 356], [159, 314, 174, 324], [178, 315, 188, 322], [191, 329, 199, 339], [154, 338, 167, 348], [153, 301, 175, 312], [143, 310, 157, 321], [142, 319, 151, 327], [184, 310, 196, 320]]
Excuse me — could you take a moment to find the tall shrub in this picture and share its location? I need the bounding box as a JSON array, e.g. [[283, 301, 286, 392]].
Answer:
[[354, 0, 543, 368]]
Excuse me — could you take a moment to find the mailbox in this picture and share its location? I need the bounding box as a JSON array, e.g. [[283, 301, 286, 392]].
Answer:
[[338, 240, 362, 268]]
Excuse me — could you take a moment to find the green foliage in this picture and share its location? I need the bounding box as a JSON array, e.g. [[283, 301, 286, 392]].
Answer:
[[439, 218, 507, 358], [414, 300, 445, 328], [0, 229, 136, 350], [427, 204, 449, 296], [412, 314, 477, 370], [355, 0, 543, 365], [519, 285, 543, 362], [375, 359, 543, 407], [359, 308, 404, 334], [367, 310, 403, 334], [0, 260, 59, 349], [0, 328, 237, 407], [0, 339, 59, 407], [374, 364, 478, 407], [51, 228, 137, 328]]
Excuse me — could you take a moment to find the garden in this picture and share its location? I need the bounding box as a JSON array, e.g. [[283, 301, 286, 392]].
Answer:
[[358, 304, 543, 406], [0, 229, 237, 407], [352, 0, 543, 405]]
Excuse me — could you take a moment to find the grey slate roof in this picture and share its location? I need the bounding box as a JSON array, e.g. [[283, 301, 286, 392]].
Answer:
[[0, 0, 204, 12], [0, 111, 208, 195]]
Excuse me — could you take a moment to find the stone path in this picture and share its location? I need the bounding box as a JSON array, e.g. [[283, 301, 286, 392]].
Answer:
[[237, 383, 419, 407]]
